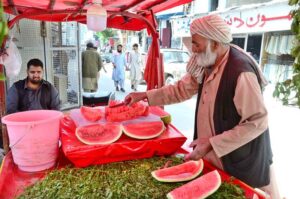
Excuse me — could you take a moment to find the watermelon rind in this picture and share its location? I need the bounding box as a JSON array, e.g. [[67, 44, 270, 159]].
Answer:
[[75, 123, 122, 145], [166, 170, 222, 199], [150, 107, 172, 125], [160, 114, 172, 125], [122, 121, 165, 139], [151, 159, 204, 182]]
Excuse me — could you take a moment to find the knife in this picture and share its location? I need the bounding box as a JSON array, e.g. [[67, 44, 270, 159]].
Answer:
[[108, 102, 125, 108]]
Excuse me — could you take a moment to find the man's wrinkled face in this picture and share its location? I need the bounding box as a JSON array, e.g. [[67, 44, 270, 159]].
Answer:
[[192, 34, 217, 68], [27, 65, 43, 84]]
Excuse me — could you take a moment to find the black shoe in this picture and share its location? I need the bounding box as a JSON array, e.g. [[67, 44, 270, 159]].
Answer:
[[116, 87, 119, 91], [120, 88, 125, 92]]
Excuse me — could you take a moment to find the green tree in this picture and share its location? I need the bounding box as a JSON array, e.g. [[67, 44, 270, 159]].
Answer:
[[273, 0, 300, 107], [96, 29, 117, 45], [0, 1, 9, 81]]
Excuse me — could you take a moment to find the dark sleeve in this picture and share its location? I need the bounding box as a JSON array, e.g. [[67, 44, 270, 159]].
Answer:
[[50, 85, 60, 110], [81, 51, 84, 67], [6, 85, 19, 114]]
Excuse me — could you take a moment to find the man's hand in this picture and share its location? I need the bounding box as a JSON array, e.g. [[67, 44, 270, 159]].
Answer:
[[184, 138, 212, 161], [124, 92, 147, 106]]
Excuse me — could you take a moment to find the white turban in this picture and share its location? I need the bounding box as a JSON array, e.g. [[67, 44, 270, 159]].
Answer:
[[190, 14, 232, 44]]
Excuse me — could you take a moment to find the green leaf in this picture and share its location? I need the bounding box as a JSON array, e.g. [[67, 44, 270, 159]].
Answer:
[[289, 0, 299, 6]]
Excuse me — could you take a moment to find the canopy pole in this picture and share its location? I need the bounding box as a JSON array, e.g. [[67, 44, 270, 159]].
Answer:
[[0, 64, 8, 154]]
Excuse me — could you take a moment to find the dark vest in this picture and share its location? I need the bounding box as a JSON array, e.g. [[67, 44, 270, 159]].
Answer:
[[194, 47, 273, 187], [14, 79, 52, 111]]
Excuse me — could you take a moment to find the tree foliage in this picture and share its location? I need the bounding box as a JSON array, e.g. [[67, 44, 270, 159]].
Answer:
[[273, 0, 300, 107], [96, 29, 117, 45], [0, 1, 8, 81]]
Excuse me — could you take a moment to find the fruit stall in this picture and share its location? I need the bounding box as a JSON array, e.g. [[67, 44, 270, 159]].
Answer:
[[0, 0, 266, 198]]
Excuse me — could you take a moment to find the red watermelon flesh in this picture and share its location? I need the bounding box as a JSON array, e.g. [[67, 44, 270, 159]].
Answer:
[[167, 170, 222, 199], [151, 159, 204, 182], [75, 123, 122, 145], [122, 121, 165, 139], [80, 106, 103, 122], [105, 101, 149, 122]]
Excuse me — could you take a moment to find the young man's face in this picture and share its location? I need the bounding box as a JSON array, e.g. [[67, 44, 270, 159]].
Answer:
[[27, 65, 43, 84], [117, 46, 122, 53]]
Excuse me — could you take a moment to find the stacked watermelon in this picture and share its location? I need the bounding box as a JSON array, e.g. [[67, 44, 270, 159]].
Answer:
[[76, 103, 167, 145], [105, 101, 149, 122]]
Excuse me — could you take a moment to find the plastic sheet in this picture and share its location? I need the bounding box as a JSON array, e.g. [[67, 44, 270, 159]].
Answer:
[[69, 107, 161, 127], [61, 107, 187, 167]]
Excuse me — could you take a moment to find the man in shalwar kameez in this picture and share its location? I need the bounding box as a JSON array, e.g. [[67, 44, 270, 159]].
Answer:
[[128, 43, 142, 91], [112, 44, 127, 92], [125, 15, 280, 198]]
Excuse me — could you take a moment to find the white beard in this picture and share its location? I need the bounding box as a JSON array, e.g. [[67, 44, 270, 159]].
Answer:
[[195, 42, 217, 68]]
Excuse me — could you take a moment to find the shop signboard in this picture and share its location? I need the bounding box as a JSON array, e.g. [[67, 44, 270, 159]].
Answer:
[[172, 2, 293, 37], [219, 2, 293, 34]]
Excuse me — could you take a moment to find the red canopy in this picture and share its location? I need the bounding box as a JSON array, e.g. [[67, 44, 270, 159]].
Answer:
[[3, 0, 192, 31], [2, 0, 192, 90]]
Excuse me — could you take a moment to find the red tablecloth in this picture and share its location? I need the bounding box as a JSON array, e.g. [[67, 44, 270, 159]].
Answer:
[[61, 106, 187, 167]]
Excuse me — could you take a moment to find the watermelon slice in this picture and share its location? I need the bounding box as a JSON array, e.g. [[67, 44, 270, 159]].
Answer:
[[75, 123, 122, 145], [122, 121, 165, 139], [150, 107, 172, 125], [167, 170, 222, 199], [80, 106, 103, 122], [105, 101, 149, 122], [151, 159, 204, 182]]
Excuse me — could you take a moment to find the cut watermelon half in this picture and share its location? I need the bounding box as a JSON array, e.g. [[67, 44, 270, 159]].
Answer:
[[75, 123, 122, 145], [167, 170, 222, 199], [122, 121, 165, 139], [80, 106, 103, 122], [151, 159, 204, 182]]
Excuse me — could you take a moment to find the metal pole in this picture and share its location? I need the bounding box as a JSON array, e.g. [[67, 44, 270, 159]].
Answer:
[[0, 64, 8, 154]]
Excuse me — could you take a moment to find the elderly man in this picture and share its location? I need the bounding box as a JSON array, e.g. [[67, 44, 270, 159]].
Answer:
[[125, 15, 280, 198]]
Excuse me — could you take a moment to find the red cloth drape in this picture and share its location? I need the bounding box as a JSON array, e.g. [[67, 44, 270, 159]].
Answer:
[[144, 35, 160, 90]]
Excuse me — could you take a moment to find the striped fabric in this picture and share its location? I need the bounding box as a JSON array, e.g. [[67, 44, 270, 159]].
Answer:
[[190, 14, 232, 44], [186, 53, 205, 83]]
